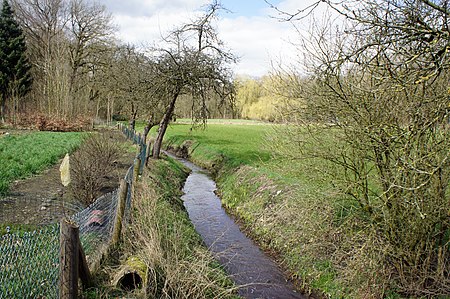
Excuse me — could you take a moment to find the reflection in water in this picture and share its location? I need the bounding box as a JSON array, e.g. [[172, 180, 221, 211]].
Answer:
[[171, 154, 305, 299]]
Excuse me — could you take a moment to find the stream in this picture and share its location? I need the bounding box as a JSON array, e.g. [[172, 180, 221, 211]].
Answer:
[[170, 154, 305, 299]]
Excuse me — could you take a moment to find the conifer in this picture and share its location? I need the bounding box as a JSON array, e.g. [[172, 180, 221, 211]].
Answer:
[[0, 0, 32, 122]]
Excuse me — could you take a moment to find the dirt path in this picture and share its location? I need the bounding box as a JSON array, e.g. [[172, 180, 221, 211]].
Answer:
[[0, 130, 135, 226]]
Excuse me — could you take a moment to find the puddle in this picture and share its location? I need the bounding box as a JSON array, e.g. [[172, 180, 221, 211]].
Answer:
[[170, 154, 305, 299]]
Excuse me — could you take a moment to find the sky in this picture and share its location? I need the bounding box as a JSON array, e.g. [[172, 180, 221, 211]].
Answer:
[[96, 0, 322, 77]]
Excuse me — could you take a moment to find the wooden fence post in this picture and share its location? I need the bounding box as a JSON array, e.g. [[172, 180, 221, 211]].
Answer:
[[132, 158, 141, 199], [59, 218, 92, 299], [78, 243, 93, 288], [59, 219, 80, 299], [145, 139, 152, 166], [111, 179, 128, 246], [139, 144, 146, 174]]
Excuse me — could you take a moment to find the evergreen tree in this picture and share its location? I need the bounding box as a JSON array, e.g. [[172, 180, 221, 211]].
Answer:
[[0, 0, 32, 122]]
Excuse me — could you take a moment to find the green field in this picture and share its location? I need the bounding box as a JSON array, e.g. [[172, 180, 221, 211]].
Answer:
[[0, 131, 84, 195], [164, 122, 272, 167]]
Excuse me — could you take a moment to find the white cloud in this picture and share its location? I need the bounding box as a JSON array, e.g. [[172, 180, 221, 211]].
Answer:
[[100, 0, 307, 77], [219, 16, 298, 77], [99, 0, 209, 17], [106, 0, 211, 46]]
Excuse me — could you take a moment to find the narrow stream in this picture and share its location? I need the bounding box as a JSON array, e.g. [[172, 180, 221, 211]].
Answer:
[[170, 154, 305, 299]]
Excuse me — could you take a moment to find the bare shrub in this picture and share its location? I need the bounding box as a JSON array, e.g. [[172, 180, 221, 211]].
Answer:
[[269, 1, 450, 296], [70, 133, 120, 205]]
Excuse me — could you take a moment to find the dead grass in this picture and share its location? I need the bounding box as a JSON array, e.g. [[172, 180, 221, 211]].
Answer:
[[93, 157, 238, 298]]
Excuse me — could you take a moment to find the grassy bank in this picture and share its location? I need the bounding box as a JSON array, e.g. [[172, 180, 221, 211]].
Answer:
[[141, 122, 364, 298], [0, 131, 84, 195], [87, 156, 237, 298], [133, 121, 449, 298]]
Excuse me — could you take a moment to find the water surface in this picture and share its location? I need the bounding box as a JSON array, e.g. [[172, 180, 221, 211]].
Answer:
[[172, 155, 305, 299]]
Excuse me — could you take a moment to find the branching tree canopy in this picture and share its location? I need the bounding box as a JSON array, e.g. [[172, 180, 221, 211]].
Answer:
[[269, 0, 450, 296], [149, 0, 236, 159], [0, 0, 32, 122]]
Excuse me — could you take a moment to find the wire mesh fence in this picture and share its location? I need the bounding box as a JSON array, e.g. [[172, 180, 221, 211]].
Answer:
[[71, 190, 118, 268], [0, 125, 146, 298], [0, 225, 60, 299]]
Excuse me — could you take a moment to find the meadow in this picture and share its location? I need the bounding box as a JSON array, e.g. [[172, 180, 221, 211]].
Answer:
[[0, 131, 84, 195]]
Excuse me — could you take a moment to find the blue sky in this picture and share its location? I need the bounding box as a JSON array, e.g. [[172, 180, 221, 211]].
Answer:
[[220, 0, 279, 17], [98, 0, 308, 76]]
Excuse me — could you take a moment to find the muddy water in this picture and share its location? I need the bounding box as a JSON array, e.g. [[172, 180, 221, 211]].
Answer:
[[172, 155, 305, 299]]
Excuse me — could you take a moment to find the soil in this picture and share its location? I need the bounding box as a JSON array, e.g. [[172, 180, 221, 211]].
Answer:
[[0, 130, 136, 226]]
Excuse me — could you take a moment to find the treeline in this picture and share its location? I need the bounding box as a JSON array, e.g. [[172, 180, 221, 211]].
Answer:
[[2, 0, 287, 126], [233, 74, 303, 122], [2, 0, 114, 125], [0, 0, 235, 129]]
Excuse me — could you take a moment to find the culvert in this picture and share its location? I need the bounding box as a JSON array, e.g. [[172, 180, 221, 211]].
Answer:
[[117, 271, 143, 291], [113, 257, 147, 291]]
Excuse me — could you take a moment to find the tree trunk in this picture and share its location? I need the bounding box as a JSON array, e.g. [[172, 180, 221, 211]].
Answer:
[[142, 115, 155, 144], [0, 95, 7, 123], [129, 103, 137, 131], [153, 92, 179, 159]]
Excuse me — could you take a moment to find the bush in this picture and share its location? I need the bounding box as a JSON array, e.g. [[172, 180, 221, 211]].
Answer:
[[70, 133, 120, 205]]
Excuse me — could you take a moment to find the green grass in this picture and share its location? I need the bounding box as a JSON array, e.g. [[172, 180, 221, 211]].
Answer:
[[0, 223, 42, 236], [0, 131, 84, 195], [144, 122, 272, 168], [132, 121, 347, 297]]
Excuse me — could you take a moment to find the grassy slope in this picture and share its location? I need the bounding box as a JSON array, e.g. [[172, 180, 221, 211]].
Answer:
[[139, 122, 346, 297], [0, 131, 84, 194], [87, 156, 237, 298]]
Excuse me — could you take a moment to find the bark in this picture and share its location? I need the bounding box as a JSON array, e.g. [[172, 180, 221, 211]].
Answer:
[[0, 94, 7, 123], [152, 91, 179, 159], [129, 103, 137, 130], [142, 115, 155, 144]]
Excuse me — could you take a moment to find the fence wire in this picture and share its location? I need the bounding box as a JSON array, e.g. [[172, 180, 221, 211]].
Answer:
[[71, 190, 118, 268], [0, 124, 145, 299], [0, 225, 60, 299]]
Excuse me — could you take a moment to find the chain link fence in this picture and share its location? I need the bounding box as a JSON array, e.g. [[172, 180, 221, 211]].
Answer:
[[0, 125, 145, 299]]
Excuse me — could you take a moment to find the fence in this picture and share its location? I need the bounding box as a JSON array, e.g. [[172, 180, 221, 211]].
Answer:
[[0, 125, 146, 299]]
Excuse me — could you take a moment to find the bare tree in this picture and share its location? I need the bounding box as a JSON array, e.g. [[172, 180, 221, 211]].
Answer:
[[270, 0, 450, 297], [11, 0, 115, 120], [12, 0, 70, 116], [67, 0, 113, 118], [148, 0, 236, 159]]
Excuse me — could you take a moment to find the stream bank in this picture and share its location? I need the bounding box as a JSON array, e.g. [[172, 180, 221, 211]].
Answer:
[[168, 153, 305, 299]]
